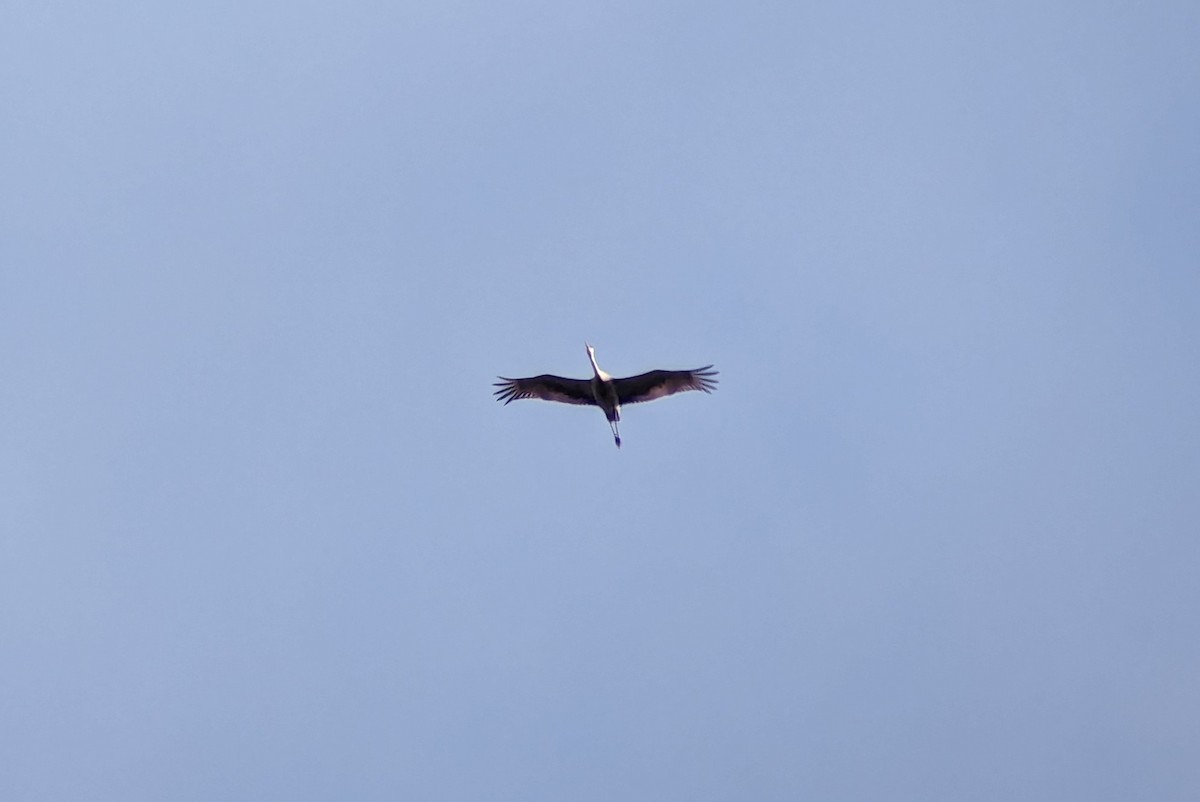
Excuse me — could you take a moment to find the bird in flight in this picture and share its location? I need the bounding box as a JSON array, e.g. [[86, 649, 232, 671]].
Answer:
[[494, 343, 718, 448]]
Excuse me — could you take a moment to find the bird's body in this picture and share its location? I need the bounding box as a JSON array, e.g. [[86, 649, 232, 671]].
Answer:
[[586, 343, 623, 445], [494, 343, 718, 448]]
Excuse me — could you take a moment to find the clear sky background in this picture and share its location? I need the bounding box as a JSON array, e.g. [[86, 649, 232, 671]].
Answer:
[[3, 2, 1198, 799]]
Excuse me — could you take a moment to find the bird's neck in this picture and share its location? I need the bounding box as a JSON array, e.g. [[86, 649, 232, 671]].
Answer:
[[588, 350, 606, 379]]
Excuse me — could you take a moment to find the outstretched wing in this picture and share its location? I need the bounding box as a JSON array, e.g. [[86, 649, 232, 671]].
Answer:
[[493, 375, 595, 406], [613, 366, 719, 405]]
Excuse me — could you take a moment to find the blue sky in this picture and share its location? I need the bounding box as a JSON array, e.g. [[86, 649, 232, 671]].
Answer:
[[3, 2, 1198, 799]]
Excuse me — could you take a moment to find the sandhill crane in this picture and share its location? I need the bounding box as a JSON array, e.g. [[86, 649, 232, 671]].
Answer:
[[494, 343, 718, 448]]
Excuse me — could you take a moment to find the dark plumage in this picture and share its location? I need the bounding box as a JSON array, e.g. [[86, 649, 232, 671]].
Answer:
[[494, 343, 718, 448]]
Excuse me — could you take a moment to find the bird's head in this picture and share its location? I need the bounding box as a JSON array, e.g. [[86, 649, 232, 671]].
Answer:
[[584, 342, 594, 357]]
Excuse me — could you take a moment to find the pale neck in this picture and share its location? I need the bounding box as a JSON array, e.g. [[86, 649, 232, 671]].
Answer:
[[587, 350, 604, 377]]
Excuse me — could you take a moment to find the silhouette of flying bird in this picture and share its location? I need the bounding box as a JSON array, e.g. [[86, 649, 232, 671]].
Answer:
[[494, 343, 718, 448]]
